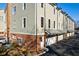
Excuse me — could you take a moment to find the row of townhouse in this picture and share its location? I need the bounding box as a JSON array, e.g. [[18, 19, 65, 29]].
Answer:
[[1, 3, 75, 52]]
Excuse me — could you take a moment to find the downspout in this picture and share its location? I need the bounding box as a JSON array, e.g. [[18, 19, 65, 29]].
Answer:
[[7, 3, 10, 44], [35, 3, 37, 52], [56, 8, 58, 42], [65, 15, 68, 37], [44, 3, 46, 47], [57, 9, 58, 32], [63, 14, 64, 38]]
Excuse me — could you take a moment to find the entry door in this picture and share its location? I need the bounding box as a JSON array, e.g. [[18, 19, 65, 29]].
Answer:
[[40, 36, 44, 49]]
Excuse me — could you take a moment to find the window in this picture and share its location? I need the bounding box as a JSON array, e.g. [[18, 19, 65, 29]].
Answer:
[[48, 19, 50, 28], [54, 21, 55, 28], [41, 17, 44, 27], [22, 17, 27, 28], [12, 6, 16, 15], [41, 3, 43, 8], [23, 3, 27, 10], [54, 7, 55, 14]]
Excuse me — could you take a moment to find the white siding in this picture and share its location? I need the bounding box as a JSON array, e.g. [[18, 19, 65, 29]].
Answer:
[[58, 35, 63, 41], [36, 3, 45, 35]]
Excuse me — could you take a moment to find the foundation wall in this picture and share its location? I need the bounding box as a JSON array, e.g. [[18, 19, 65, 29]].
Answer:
[[63, 33, 67, 39], [72, 32, 74, 36], [67, 33, 70, 37], [58, 35, 63, 41], [10, 33, 45, 52], [46, 36, 57, 46], [0, 32, 6, 37]]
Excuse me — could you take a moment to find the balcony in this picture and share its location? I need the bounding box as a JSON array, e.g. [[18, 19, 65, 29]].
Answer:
[[45, 29, 65, 38], [67, 29, 74, 33]]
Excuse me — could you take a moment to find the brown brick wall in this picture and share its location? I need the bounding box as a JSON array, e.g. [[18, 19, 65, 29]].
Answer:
[[10, 33, 46, 52]]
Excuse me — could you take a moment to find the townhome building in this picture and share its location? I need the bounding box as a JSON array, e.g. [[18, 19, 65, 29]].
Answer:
[[5, 3, 75, 53], [56, 8, 64, 41], [66, 16, 74, 37], [5, 3, 46, 52], [71, 20, 75, 35], [67, 16, 75, 37], [63, 12, 68, 39], [70, 18, 75, 36], [0, 10, 6, 37], [45, 4, 58, 46]]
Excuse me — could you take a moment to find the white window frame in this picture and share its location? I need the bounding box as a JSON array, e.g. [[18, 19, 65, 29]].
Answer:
[[12, 6, 16, 15], [22, 3, 27, 10], [22, 17, 27, 29]]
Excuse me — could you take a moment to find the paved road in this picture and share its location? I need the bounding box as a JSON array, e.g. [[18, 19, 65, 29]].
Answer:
[[41, 33, 79, 56]]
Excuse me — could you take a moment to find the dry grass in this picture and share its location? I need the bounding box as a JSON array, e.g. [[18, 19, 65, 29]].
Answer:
[[0, 43, 32, 56]]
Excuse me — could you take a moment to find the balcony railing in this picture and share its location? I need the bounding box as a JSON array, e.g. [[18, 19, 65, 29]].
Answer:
[[67, 29, 74, 33], [44, 29, 67, 38]]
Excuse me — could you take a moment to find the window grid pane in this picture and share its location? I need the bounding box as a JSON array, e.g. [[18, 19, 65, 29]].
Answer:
[[48, 19, 50, 28], [41, 3, 43, 8], [41, 17, 43, 27], [24, 18, 26, 28]]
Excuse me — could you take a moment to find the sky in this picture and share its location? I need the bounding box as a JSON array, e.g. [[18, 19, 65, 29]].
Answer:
[[57, 3, 79, 23], [0, 3, 79, 23], [0, 3, 6, 10]]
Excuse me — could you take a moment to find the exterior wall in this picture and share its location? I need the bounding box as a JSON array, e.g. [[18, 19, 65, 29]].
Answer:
[[67, 17, 70, 31], [10, 3, 36, 35], [57, 10, 64, 31], [0, 10, 6, 36], [58, 35, 63, 41], [57, 10, 64, 41], [10, 33, 45, 52], [67, 33, 70, 37], [63, 14, 68, 39], [67, 17, 72, 32], [7, 3, 46, 52], [45, 4, 57, 30], [45, 4, 57, 46], [5, 3, 75, 53], [71, 32, 74, 36], [36, 3, 46, 51], [67, 16, 75, 37], [36, 4, 45, 35], [69, 19, 73, 31], [70, 20, 74, 36], [63, 15, 68, 32]]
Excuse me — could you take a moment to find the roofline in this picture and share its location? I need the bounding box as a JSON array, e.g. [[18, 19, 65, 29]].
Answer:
[[4, 3, 8, 13], [49, 3, 57, 7]]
